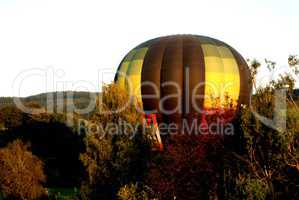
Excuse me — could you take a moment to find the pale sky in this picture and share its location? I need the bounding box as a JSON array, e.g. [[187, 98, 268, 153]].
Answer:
[[0, 0, 298, 97]]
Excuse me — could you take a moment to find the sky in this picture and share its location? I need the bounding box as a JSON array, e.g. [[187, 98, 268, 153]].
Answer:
[[0, 0, 298, 97]]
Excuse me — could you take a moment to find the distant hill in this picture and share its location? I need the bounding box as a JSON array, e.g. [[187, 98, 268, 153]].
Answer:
[[0, 91, 99, 115]]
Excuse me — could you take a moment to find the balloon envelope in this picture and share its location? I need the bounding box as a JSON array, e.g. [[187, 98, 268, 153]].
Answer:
[[115, 35, 251, 128]]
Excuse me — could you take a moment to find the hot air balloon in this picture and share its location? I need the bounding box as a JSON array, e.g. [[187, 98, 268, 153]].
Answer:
[[115, 35, 251, 148]]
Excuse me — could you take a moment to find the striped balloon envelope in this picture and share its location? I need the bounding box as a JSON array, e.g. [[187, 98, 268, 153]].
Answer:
[[115, 35, 251, 132]]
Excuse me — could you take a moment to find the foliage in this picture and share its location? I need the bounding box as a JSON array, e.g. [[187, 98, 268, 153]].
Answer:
[[288, 55, 298, 66], [0, 57, 298, 200], [0, 106, 24, 129], [0, 140, 46, 200], [147, 134, 224, 200], [117, 183, 157, 200], [224, 67, 299, 199], [247, 59, 261, 88], [79, 84, 151, 200], [0, 106, 85, 188], [288, 55, 299, 75], [235, 175, 269, 200]]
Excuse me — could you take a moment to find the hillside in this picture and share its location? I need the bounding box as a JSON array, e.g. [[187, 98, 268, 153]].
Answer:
[[0, 91, 99, 113]]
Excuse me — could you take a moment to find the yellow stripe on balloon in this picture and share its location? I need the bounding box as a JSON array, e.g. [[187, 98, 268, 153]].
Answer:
[[202, 44, 240, 108], [217, 46, 240, 107], [116, 50, 137, 89], [126, 48, 148, 106], [202, 44, 224, 108]]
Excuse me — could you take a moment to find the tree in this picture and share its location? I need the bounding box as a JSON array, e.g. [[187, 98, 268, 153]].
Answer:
[[0, 106, 24, 129], [288, 55, 299, 75], [224, 63, 299, 199], [0, 140, 46, 200], [79, 84, 151, 200], [247, 59, 261, 90], [0, 106, 85, 188]]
